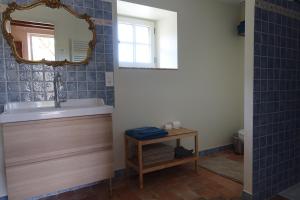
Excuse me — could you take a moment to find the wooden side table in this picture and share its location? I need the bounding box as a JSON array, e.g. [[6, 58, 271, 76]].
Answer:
[[125, 128, 199, 189]]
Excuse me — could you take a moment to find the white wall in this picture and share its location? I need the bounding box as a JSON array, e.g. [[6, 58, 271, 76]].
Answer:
[[156, 13, 178, 69], [113, 0, 244, 170], [243, 0, 255, 195]]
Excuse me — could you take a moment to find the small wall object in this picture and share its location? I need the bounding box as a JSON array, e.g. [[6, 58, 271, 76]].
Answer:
[[237, 21, 245, 36]]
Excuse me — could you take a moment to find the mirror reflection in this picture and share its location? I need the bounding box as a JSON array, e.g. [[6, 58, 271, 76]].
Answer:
[[7, 5, 93, 62]]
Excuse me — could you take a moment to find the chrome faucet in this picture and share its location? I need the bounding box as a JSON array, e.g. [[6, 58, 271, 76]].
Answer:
[[53, 72, 66, 108]]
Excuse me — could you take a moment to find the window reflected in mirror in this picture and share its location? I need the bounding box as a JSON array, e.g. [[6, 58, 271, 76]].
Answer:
[[10, 20, 55, 61], [2, 1, 96, 66]]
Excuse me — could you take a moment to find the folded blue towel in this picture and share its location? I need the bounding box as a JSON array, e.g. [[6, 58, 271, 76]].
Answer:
[[126, 127, 168, 140]]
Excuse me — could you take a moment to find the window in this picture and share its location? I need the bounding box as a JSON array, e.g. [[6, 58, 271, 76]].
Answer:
[[27, 33, 55, 61], [118, 16, 156, 68], [117, 0, 178, 69]]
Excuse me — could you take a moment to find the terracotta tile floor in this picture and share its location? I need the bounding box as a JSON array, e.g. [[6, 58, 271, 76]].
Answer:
[[41, 151, 244, 200]]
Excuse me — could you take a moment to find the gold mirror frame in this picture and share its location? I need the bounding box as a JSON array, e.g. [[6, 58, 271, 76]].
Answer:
[[1, 0, 96, 67]]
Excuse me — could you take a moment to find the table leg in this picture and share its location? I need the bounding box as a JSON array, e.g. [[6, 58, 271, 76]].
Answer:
[[108, 177, 112, 197], [124, 136, 129, 177], [195, 134, 199, 172], [176, 138, 181, 147], [138, 142, 144, 189]]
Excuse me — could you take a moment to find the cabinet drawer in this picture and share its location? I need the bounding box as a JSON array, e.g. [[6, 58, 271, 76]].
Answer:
[[6, 149, 113, 200], [3, 115, 112, 167]]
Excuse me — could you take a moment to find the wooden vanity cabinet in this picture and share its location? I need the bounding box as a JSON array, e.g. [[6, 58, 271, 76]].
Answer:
[[2, 114, 113, 200]]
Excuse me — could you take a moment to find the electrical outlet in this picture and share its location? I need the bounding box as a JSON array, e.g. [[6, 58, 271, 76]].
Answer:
[[105, 72, 114, 87]]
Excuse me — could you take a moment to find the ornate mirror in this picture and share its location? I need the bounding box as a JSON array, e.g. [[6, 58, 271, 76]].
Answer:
[[1, 0, 96, 66]]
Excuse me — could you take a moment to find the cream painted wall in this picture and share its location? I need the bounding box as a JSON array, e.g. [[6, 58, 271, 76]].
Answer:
[[156, 14, 178, 69], [113, 0, 244, 170], [243, 0, 255, 195]]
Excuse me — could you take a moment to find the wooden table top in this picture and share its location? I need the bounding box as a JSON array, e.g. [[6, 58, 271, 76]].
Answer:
[[126, 128, 197, 144], [167, 128, 197, 136]]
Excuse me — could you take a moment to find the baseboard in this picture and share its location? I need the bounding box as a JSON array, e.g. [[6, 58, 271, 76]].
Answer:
[[0, 196, 8, 200], [242, 191, 252, 200], [199, 144, 234, 157]]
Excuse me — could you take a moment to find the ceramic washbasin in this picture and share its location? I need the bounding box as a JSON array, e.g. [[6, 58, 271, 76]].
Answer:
[[0, 98, 113, 123]]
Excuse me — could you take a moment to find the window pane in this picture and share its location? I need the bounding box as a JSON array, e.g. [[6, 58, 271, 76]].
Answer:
[[118, 23, 133, 42], [31, 35, 55, 61], [136, 44, 151, 63], [135, 26, 150, 44], [119, 43, 134, 63]]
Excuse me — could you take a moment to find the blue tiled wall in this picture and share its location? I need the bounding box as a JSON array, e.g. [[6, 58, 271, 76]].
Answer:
[[0, 0, 114, 110], [253, 1, 300, 200], [263, 0, 300, 12]]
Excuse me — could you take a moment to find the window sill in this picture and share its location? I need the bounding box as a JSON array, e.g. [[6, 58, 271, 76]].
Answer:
[[118, 66, 179, 70]]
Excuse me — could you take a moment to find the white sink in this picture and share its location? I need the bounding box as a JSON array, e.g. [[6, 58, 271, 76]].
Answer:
[[0, 99, 113, 123]]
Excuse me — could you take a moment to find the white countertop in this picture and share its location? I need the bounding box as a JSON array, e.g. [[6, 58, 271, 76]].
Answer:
[[0, 99, 113, 123]]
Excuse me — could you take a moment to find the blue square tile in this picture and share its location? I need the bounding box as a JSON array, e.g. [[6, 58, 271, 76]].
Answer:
[[87, 71, 96, 81], [0, 93, 7, 104], [67, 91, 78, 99], [78, 91, 88, 99], [6, 70, 19, 81], [103, 11, 112, 20], [95, 10, 103, 18], [20, 93, 33, 101], [0, 82, 6, 92], [94, 0, 102, 9], [34, 92, 46, 101], [33, 82, 45, 92], [77, 72, 86, 81], [87, 82, 96, 90], [87, 90, 97, 98], [7, 82, 19, 92], [84, 0, 93, 8], [78, 82, 87, 91], [20, 82, 32, 92], [67, 72, 77, 81], [67, 82, 78, 91], [103, 1, 112, 11], [19, 71, 32, 81], [96, 72, 105, 81], [96, 82, 105, 90], [45, 72, 54, 82], [8, 92, 20, 102], [32, 72, 44, 81]]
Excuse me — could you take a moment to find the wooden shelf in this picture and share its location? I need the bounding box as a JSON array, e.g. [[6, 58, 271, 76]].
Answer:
[[125, 128, 199, 189], [127, 156, 198, 174]]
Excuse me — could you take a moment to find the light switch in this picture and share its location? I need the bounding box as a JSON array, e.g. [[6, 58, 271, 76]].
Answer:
[[105, 72, 114, 87]]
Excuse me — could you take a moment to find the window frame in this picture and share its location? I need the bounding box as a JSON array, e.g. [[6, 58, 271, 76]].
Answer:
[[118, 16, 157, 69], [27, 32, 55, 61]]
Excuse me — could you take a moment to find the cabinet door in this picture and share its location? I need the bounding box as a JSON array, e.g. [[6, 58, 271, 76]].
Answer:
[[3, 115, 113, 200], [3, 115, 112, 166]]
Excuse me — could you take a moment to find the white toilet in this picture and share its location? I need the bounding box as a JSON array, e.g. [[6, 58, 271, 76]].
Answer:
[[238, 129, 245, 142]]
